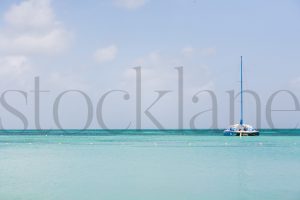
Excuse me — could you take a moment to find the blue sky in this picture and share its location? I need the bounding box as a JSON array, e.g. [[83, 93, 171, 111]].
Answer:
[[0, 0, 299, 129]]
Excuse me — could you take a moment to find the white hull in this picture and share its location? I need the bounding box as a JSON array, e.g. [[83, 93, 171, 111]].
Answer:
[[224, 130, 259, 136]]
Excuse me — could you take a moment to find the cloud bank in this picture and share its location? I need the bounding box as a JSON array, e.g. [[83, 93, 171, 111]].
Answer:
[[0, 0, 71, 55]]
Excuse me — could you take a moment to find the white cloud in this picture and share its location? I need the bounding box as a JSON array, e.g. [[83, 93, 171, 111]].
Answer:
[[0, 55, 30, 77], [0, 0, 71, 55], [0, 0, 72, 91], [182, 47, 195, 57], [0, 55, 34, 89], [0, 29, 70, 55], [94, 45, 118, 64], [114, 0, 147, 10], [4, 0, 55, 30]]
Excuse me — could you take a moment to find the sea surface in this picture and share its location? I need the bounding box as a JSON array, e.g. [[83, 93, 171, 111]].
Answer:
[[0, 129, 300, 200]]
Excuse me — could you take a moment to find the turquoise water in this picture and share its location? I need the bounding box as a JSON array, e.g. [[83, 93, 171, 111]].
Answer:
[[1, 130, 300, 200]]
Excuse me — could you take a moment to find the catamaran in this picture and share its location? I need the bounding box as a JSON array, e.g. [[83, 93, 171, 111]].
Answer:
[[224, 56, 259, 136]]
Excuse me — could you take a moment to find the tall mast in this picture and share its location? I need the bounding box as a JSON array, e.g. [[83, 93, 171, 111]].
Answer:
[[240, 56, 243, 125]]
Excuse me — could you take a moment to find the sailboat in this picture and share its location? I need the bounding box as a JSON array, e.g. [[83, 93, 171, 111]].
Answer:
[[224, 56, 259, 136]]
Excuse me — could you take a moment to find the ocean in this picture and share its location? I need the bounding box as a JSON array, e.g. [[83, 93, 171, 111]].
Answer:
[[0, 129, 300, 200]]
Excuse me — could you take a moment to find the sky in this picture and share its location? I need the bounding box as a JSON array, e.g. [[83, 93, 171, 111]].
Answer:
[[0, 0, 299, 129]]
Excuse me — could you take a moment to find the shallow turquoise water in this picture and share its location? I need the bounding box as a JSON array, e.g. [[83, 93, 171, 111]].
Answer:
[[1, 131, 300, 200]]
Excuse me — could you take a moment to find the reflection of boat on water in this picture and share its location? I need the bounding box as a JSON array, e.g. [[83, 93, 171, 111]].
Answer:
[[224, 56, 259, 136]]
